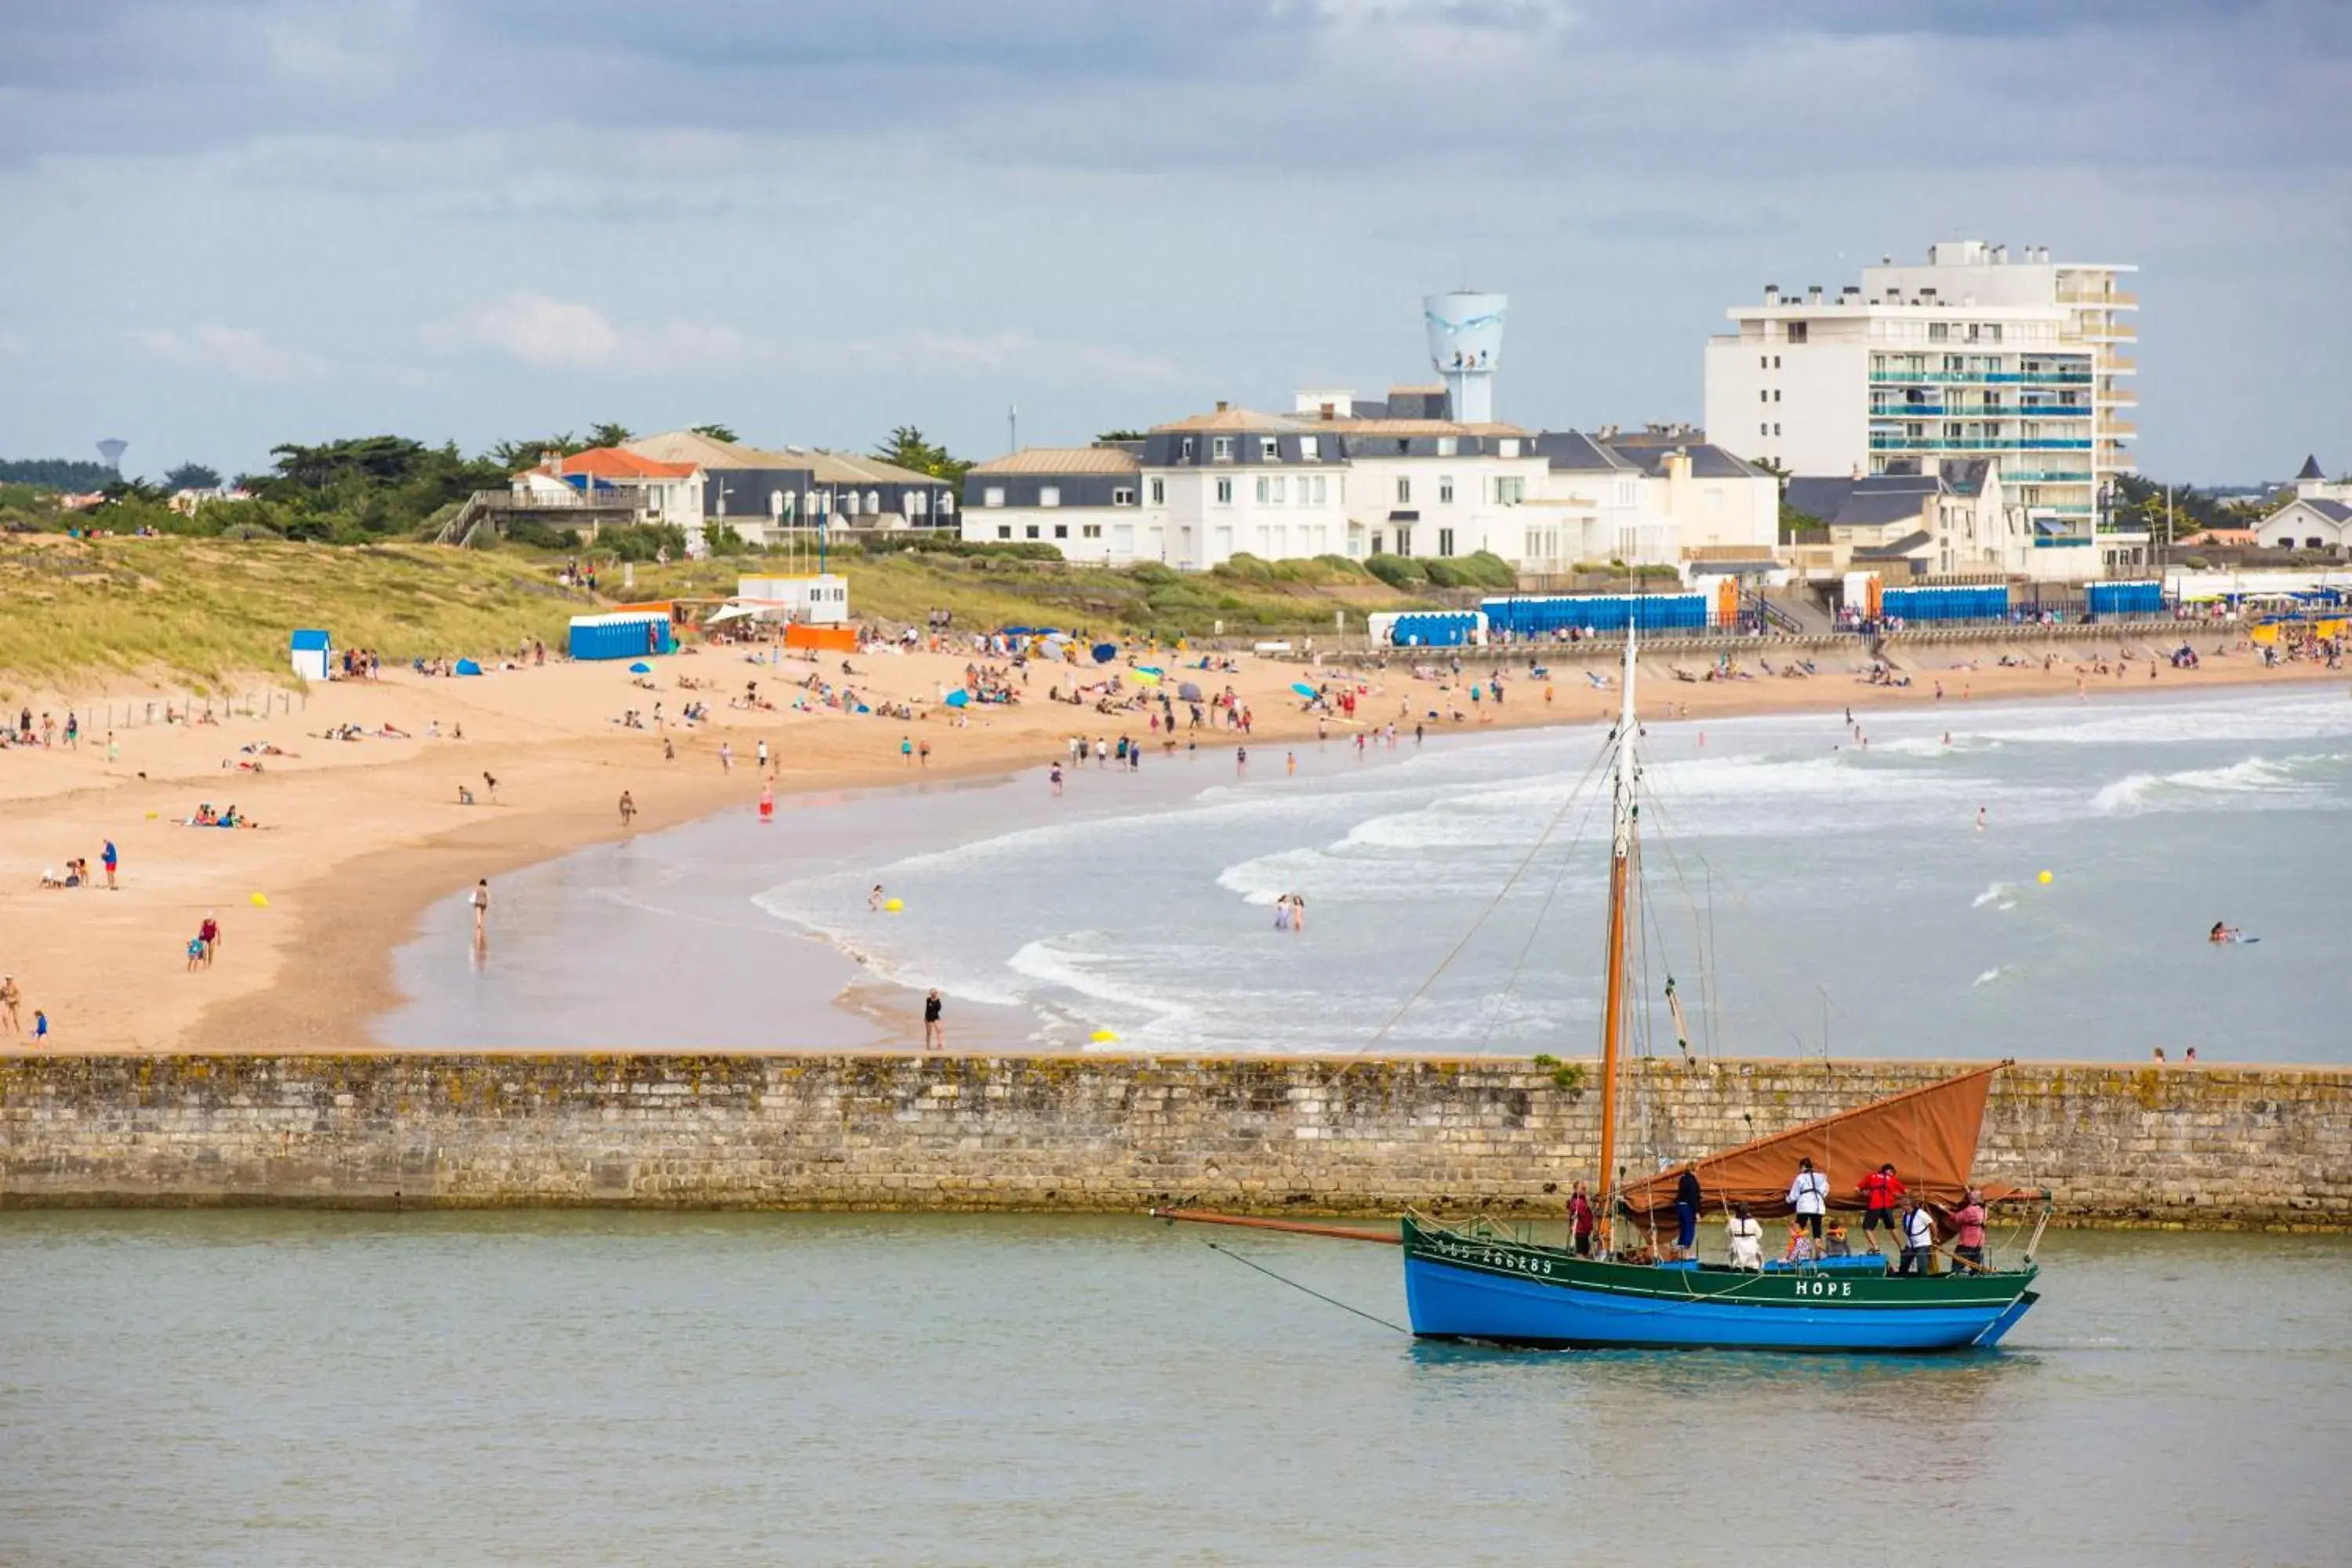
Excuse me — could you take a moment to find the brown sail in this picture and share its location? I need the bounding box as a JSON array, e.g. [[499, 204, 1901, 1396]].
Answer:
[[1615, 1062, 2029, 1225]]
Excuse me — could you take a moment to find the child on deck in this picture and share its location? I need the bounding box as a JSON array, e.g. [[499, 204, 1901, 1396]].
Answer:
[[1784, 1220, 1818, 1265], [1822, 1221, 1853, 1258]]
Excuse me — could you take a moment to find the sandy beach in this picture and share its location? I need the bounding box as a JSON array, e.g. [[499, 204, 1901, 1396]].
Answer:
[[0, 629, 2341, 1054]]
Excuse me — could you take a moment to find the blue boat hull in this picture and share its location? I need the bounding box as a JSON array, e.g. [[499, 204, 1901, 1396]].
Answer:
[[1404, 1253, 2038, 1352]]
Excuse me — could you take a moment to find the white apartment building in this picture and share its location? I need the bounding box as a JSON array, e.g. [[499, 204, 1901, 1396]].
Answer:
[[1704, 240, 2140, 581], [960, 397, 1777, 575]]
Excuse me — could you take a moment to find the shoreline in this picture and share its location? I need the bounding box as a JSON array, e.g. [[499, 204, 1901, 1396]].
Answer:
[[0, 634, 2343, 1054]]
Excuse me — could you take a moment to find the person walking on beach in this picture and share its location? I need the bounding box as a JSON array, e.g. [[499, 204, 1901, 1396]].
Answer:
[[1236, 746, 1247, 773], [901, 735, 914, 764], [1049, 762, 1064, 797], [101, 838, 118, 890], [758, 783, 775, 823], [757, 738, 771, 773], [198, 911, 221, 967], [923, 989, 944, 1051], [469, 879, 490, 941], [720, 742, 735, 773], [619, 790, 637, 829], [31, 1010, 47, 1045], [0, 975, 20, 1033]]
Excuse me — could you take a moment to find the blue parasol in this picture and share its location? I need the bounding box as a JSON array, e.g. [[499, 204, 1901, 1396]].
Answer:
[[1091, 643, 1117, 663], [628, 661, 652, 673], [1290, 681, 1317, 698]]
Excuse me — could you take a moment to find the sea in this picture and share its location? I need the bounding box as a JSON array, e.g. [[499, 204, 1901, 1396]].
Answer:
[[382, 684, 2352, 1062], [1, 1213, 2343, 1565]]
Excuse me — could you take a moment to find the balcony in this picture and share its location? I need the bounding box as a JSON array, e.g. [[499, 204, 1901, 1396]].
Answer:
[[2083, 321, 2138, 341], [2060, 289, 2138, 308], [1869, 437, 2094, 452], [2097, 387, 2139, 406], [2100, 419, 2140, 437], [2103, 355, 2137, 373], [1867, 369, 2094, 387], [2002, 470, 2094, 484]]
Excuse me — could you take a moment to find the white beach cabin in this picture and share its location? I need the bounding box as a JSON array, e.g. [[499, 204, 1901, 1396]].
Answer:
[[290, 628, 332, 681]]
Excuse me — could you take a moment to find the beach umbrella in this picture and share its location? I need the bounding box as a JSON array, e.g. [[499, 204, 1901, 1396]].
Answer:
[[1178, 681, 1203, 701], [1137, 666, 1164, 677], [1091, 643, 1117, 664], [628, 661, 652, 673], [946, 688, 971, 708], [1290, 681, 1317, 699], [1130, 669, 1160, 686]]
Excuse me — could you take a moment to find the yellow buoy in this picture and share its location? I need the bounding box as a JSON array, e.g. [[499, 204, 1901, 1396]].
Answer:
[[249, 891, 270, 907], [2037, 870, 2053, 885], [884, 898, 904, 913], [1091, 1029, 1119, 1044]]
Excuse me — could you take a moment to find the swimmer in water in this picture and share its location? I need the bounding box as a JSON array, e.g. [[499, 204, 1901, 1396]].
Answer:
[[2208, 920, 2241, 944]]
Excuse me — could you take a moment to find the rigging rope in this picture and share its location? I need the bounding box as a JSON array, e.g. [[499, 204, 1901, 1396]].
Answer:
[[1199, 1241, 1410, 1334], [1353, 726, 1615, 1058]]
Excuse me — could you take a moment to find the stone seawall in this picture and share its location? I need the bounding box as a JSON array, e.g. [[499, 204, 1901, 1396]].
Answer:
[[2, 1055, 2345, 1228]]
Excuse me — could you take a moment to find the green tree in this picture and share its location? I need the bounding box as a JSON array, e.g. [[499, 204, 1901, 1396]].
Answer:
[[1096, 429, 1149, 442], [485, 433, 583, 470], [0, 457, 118, 490], [690, 423, 739, 444], [586, 422, 634, 449], [872, 425, 972, 486], [164, 462, 223, 491]]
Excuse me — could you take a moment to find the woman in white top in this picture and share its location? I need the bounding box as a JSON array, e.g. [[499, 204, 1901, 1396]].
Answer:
[[1725, 1203, 1764, 1271], [1787, 1156, 1830, 1245]]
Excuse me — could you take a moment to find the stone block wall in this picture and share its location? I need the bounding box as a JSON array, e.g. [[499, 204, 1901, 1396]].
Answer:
[[1, 1054, 2343, 1228]]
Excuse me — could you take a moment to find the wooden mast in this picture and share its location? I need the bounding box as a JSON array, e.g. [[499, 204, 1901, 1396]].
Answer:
[[1595, 628, 1639, 1221]]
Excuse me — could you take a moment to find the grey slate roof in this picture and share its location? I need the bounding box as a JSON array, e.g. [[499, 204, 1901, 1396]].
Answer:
[[1535, 431, 1635, 472], [1852, 529, 1933, 559], [2298, 453, 2326, 481], [1598, 440, 1765, 479], [2303, 498, 2351, 523], [1784, 473, 1940, 528]]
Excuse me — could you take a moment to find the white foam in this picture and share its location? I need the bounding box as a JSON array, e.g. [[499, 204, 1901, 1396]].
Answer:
[[2089, 753, 2347, 815], [1972, 967, 2009, 988], [1971, 882, 2010, 909]]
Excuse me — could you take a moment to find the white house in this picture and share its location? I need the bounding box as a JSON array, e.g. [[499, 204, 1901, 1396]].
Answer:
[[2256, 456, 2352, 553], [515, 447, 706, 547]]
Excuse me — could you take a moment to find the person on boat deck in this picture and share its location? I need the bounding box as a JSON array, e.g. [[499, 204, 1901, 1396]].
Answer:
[[1897, 1196, 1935, 1276], [1950, 1189, 1990, 1271], [1725, 1203, 1764, 1271], [1787, 1157, 1830, 1243], [1783, 1219, 1817, 1265], [1672, 1167, 1703, 1259], [1822, 1220, 1853, 1258], [1568, 1181, 1597, 1258], [1857, 1163, 1906, 1254]]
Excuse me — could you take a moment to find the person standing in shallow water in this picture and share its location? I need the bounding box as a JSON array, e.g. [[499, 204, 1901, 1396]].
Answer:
[[923, 989, 944, 1051]]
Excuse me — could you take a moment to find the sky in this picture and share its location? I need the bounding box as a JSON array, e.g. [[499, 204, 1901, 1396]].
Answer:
[[1, 0, 2346, 485]]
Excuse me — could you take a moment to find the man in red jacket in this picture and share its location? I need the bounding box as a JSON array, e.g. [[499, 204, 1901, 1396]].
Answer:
[[1858, 1163, 1906, 1254]]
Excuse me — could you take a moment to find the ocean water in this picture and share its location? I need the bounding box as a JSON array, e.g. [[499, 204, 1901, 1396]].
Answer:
[[384, 687, 2352, 1061], [1, 1214, 2344, 1566]]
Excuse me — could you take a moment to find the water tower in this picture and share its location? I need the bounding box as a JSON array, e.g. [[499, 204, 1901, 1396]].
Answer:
[[1421, 292, 1507, 423], [96, 438, 129, 472]]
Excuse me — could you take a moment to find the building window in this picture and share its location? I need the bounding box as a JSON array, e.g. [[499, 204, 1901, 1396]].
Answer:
[[1439, 477, 1454, 504], [1040, 486, 1061, 508], [1272, 476, 1287, 503], [1929, 323, 1950, 343], [1181, 437, 1196, 459], [1773, 390, 1781, 402], [1082, 524, 1102, 539], [1761, 390, 1770, 404], [1215, 477, 1233, 505], [1054, 524, 1068, 539], [1310, 476, 1327, 503], [1112, 486, 1135, 506], [1773, 355, 1781, 368], [983, 487, 1005, 508], [1436, 437, 1457, 457], [1300, 436, 1319, 459], [1396, 477, 1412, 504], [1499, 438, 1520, 458], [1255, 477, 1271, 503], [1395, 528, 1412, 557], [1260, 436, 1279, 460], [1212, 436, 1235, 461], [1773, 423, 1780, 436], [1438, 528, 1455, 557], [1494, 477, 1524, 505], [1149, 477, 1164, 505], [908, 491, 928, 516], [1986, 324, 2003, 343], [1025, 524, 1039, 539], [996, 525, 1011, 539], [1761, 423, 1769, 437], [1785, 322, 1808, 344], [866, 490, 880, 514], [939, 492, 954, 514], [1759, 354, 1769, 369]]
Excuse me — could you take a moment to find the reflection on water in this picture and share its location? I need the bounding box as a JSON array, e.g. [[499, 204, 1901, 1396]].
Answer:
[[1, 1214, 2343, 1565]]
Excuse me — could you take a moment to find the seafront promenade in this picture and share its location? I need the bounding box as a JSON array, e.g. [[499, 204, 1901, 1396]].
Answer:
[[2, 1052, 2343, 1228]]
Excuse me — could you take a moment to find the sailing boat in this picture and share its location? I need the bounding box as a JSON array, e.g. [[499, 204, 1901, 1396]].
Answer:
[[1169, 630, 2048, 1352]]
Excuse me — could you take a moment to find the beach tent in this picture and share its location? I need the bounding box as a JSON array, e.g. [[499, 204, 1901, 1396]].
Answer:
[[1178, 681, 1203, 702], [628, 661, 653, 673], [946, 689, 971, 708], [454, 659, 484, 677], [289, 629, 332, 682]]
